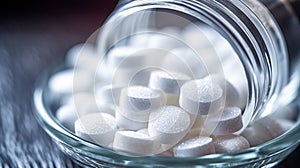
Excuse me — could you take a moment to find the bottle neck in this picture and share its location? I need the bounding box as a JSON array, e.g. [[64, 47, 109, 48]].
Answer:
[[100, 0, 295, 123]]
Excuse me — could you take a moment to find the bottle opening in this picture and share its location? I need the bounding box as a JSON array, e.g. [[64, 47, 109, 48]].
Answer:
[[96, 5, 251, 134]]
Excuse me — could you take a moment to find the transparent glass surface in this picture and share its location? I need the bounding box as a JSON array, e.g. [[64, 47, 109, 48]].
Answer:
[[33, 0, 300, 167], [33, 64, 300, 167]]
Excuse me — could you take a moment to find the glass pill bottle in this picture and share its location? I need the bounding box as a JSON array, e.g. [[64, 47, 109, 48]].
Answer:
[[96, 0, 300, 128]]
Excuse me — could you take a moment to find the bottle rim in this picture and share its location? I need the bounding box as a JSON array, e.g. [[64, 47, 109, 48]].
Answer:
[[99, 0, 288, 124]]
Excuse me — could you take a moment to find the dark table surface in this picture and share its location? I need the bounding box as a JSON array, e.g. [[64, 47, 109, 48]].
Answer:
[[0, 0, 298, 167]]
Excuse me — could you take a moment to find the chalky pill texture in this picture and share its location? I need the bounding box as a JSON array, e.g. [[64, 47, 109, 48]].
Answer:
[[180, 79, 224, 115], [120, 86, 164, 111], [173, 136, 215, 157], [212, 134, 250, 153], [113, 131, 159, 155], [118, 86, 165, 125], [75, 113, 117, 146], [205, 107, 243, 135], [148, 106, 191, 144], [49, 23, 296, 158]]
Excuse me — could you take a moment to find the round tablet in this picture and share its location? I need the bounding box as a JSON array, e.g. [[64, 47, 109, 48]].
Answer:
[[65, 43, 99, 70], [181, 128, 210, 142], [113, 131, 159, 155], [204, 74, 244, 109], [74, 113, 117, 146], [106, 46, 147, 69], [183, 23, 219, 50], [241, 125, 271, 147], [148, 106, 191, 145], [49, 69, 93, 94], [179, 79, 224, 115], [254, 116, 285, 138], [212, 134, 250, 153], [149, 70, 192, 95], [56, 104, 77, 132], [205, 107, 243, 135], [48, 69, 74, 95], [241, 116, 285, 146], [173, 136, 215, 157], [221, 58, 248, 110], [119, 86, 165, 123]]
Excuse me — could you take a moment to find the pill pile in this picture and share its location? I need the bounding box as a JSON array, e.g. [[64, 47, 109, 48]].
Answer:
[[51, 23, 296, 157]]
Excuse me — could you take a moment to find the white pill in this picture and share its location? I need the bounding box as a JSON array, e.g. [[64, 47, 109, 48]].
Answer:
[[113, 131, 159, 155], [56, 105, 77, 132], [65, 43, 99, 71], [241, 116, 285, 146], [254, 116, 285, 138], [48, 69, 94, 105], [181, 128, 210, 142], [49, 69, 93, 94], [204, 74, 244, 109], [95, 84, 124, 106], [179, 79, 224, 115], [240, 126, 271, 147], [205, 107, 243, 135], [74, 113, 117, 146], [212, 134, 250, 153], [108, 48, 167, 85], [149, 70, 192, 95], [148, 106, 190, 145], [221, 58, 248, 110], [66, 97, 112, 117], [115, 108, 147, 130], [48, 69, 74, 95], [173, 136, 215, 157], [119, 86, 165, 122], [106, 46, 147, 69], [183, 23, 218, 50], [130, 27, 181, 49]]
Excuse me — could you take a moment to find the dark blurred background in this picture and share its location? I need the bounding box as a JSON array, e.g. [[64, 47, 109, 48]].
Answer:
[[0, 0, 298, 167]]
